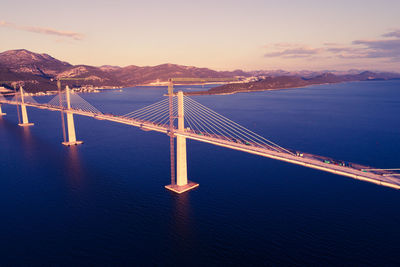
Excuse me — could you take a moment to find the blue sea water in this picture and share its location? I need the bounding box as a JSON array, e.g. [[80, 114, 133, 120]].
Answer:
[[1, 80, 400, 266]]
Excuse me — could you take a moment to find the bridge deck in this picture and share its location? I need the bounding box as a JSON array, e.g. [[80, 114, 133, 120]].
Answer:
[[2, 100, 399, 190]]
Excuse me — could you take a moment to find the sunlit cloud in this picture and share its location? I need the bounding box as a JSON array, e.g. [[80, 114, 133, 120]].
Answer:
[[264, 29, 400, 62], [0, 20, 84, 40]]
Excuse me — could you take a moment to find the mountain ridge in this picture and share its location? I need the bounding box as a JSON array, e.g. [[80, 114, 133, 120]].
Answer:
[[1, 49, 399, 94], [0, 49, 248, 92]]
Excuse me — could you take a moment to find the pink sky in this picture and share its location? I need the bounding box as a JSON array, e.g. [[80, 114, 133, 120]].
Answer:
[[1, 0, 399, 71]]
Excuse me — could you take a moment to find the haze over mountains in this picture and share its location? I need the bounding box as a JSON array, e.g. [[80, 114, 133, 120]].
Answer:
[[0, 49, 399, 93]]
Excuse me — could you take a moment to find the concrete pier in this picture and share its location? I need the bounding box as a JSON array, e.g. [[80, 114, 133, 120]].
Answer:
[[62, 86, 83, 146], [165, 91, 199, 193], [18, 87, 34, 127], [0, 104, 6, 116]]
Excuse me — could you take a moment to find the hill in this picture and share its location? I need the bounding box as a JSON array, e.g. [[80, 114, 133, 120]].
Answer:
[[0, 49, 247, 92], [2, 49, 399, 95], [188, 71, 400, 95]]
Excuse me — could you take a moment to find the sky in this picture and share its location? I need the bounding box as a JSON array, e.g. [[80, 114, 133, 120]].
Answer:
[[1, 0, 399, 71]]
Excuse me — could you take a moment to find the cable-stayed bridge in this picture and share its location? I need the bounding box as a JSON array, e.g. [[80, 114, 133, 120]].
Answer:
[[1, 82, 399, 193]]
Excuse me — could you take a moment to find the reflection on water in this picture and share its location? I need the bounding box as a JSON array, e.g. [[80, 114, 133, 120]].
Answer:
[[173, 193, 191, 233], [21, 126, 32, 143], [171, 192, 196, 253], [65, 146, 85, 191], [19, 126, 35, 162]]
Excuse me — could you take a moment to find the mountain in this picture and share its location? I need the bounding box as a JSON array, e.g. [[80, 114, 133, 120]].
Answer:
[[2, 49, 399, 94], [108, 64, 249, 85], [247, 69, 398, 79], [0, 49, 71, 77], [0, 49, 247, 93]]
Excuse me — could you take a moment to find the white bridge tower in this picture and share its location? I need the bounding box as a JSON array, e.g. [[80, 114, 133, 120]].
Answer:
[[165, 90, 199, 193], [62, 86, 83, 146], [18, 86, 34, 127]]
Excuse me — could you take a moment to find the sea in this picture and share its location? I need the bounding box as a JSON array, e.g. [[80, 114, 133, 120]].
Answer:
[[1, 80, 400, 266]]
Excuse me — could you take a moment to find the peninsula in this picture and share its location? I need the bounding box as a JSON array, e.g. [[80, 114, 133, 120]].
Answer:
[[186, 72, 400, 96]]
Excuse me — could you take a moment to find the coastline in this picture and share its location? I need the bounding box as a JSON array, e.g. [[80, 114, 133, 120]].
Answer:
[[185, 83, 316, 96], [24, 86, 123, 96], [4, 78, 397, 98], [183, 79, 388, 96]]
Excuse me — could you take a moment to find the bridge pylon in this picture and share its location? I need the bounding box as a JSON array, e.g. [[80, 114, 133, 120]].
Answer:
[[165, 90, 199, 193], [62, 86, 83, 146], [18, 87, 34, 127]]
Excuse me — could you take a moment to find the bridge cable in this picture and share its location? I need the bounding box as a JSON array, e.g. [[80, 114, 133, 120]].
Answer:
[[183, 96, 295, 155]]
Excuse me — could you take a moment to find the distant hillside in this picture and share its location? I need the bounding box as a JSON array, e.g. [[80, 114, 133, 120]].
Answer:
[[2, 49, 399, 95], [0, 49, 72, 77], [188, 71, 400, 96], [0, 49, 248, 92]]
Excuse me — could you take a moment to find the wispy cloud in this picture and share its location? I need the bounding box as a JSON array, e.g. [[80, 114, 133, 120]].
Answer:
[[264, 29, 400, 62], [351, 39, 400, 60], [382, 30, 400, 38], [264, 46, 321, 58], [0, 20, 84, 40]]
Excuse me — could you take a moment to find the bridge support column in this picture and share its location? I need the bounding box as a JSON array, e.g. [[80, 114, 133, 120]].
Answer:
[[0, 104, 6, 116], [176, 135, 188, 186], [18, 87, 34, 127], [62, 86, 83, 146], [165, 91, 199, 194]]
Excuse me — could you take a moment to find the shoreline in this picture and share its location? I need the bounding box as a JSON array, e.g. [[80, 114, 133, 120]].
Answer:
[[26, 87, 123, 97], [185, 84, 316, 96], [184, 79, 388, 96], [4, 79, 396, 98], [139, 82, 225, 86]]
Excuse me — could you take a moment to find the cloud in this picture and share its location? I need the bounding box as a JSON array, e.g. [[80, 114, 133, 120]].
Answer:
[[0, 20, 84, 40], [264, 45, 321, 58], [352, 39, 400, 59], [325, 47, 358, 53], [323, 42, 340, 46], [265, 43, 302, 48], [382, 30, 400, 38], [264, 29, 400, 62]]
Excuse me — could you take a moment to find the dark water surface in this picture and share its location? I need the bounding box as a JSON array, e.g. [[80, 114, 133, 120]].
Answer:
[[1, 81, 400, 266]]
